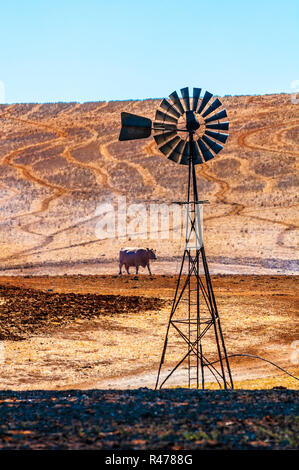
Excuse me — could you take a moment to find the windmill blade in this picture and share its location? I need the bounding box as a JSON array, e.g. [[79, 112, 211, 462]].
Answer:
[[181, 87, 190, 111], [155, 109, 178, 124], [192, 87, 201, 111], [154, 131, 177, 146], [202, 135, 223, 154], [168, 139, 186, 163], [204, 109, 227, 123], [206, 121, 229, 131], [179, 141, 190, 165], [160, 99, 181, 118], [197, 138, 215, 162], [202, 98, 222, 118], [153, 122, 177, 132], [119, 112, 152, 141], [159, 136, 181, 156], [197, 91, 213, 115], [191, 140, 203, 164], [169, 90, 185, 115], [205, 130, 229, 144]]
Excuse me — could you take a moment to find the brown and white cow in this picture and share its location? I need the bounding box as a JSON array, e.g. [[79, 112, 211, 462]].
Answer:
[[119, 248, 157, 275]]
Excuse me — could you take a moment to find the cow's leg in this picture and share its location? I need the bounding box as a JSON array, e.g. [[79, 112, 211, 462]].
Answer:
[[126, 265, 130, 275], [119, 262, 123, 275], [147, 263, 152, 276], [136, 265, 139, 275]]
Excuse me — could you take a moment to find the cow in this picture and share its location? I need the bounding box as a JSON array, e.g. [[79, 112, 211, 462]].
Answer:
[[119, 248, 157, 275]]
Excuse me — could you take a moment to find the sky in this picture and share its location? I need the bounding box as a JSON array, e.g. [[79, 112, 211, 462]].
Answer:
[[0, 0, 298, 103]]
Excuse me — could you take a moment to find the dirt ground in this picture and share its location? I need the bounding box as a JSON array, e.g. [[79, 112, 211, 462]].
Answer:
[[0, 274, 298, 391]]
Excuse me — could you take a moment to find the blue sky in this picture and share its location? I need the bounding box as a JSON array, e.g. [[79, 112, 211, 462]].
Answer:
[[0, 0, 298, 103]]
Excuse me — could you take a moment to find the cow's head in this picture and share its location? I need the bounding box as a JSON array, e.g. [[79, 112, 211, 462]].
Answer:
[[147, 248, 157, 260]]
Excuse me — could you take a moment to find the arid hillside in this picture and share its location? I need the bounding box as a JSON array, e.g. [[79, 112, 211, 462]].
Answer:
[[0, 94, 298, 274]]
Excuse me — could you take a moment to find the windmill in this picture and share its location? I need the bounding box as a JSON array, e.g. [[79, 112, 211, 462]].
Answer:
[[119, 87, 233, 390]]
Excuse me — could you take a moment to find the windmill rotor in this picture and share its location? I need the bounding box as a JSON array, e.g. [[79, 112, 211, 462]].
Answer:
[[119, 86, 229, 166]]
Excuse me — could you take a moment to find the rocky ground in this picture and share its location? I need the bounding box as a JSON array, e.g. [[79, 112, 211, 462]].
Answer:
[[0, 282, 166, 341], [0, 388, 298, 450]]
